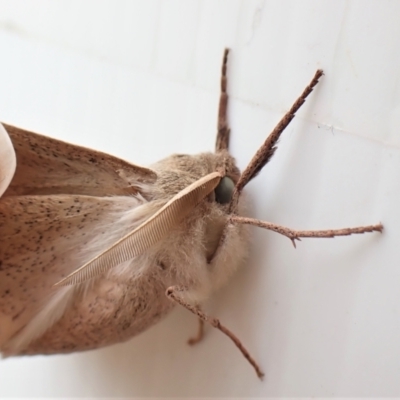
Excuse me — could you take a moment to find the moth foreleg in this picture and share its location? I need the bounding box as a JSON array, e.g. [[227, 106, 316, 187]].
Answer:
[[215, 48, 231, 152], [165, 285, 264, 379], [230, 216, 383, 248], [230, 69, 324, 211], [206, 221, 240, 264], [187, 318, 205, 346]]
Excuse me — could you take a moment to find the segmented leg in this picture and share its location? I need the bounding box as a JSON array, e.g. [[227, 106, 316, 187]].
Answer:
[[187, 318, 205, 345], [166, 285, 264, 379], [207, 220, 240, 264], [215, 48, 231, 152], [230, 69, 324, 212], [230, 216, 383, 247]]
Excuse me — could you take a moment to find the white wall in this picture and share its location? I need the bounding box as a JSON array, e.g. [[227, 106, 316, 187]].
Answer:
[[0, 0, 398, 397]]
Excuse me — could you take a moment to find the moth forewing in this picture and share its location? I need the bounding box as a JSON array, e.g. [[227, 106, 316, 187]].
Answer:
[[0, 123, 16, 197], [0, 190, 152, 354], [1, 123, 157, 197]]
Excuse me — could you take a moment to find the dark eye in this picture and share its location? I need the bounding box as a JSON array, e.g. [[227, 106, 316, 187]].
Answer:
[[214, 176, 235, 204]]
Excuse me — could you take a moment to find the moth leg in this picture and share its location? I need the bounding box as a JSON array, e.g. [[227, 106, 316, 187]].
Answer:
[[215, 48, 230, 152], [187, 317, 205, 346], [166, 285, 264, 379], [230, 216, 383, 248], [230, 69, 323, 212], [207, 221, 237, 264]]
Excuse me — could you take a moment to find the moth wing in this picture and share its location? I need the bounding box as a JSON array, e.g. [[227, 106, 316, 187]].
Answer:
[[0, 173, 222, 353], [1, 123, 157, 197], [0, 192, 151, 351], [57, 172, 223, 286], [0, 124, 16, 197]]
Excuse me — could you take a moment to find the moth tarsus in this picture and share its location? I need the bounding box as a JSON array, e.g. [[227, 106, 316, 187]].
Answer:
[[187, 318, 205, 346], [0, 48, 382, 381]]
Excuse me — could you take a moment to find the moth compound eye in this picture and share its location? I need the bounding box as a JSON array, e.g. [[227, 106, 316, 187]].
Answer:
[[215, 176, 235, 204]]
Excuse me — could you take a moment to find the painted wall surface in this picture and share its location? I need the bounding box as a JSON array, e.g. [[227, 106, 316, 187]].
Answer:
[[0, 0, 398, 397]]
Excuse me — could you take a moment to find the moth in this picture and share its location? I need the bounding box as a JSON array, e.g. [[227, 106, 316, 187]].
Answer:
[[0, 49, 382, 379]]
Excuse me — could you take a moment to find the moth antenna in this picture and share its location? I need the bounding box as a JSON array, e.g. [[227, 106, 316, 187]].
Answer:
[[54, 172, 223, 286], [230, 216, 383, 244], [230, 69, 324, 212], [215, 48, 231, 152]]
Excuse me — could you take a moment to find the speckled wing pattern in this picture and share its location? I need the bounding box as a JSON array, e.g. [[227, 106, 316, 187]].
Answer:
[[1, 123, 157, 197], [0, 124, 224, 354], [0, 123, 159, 351]]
